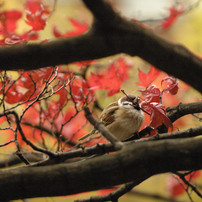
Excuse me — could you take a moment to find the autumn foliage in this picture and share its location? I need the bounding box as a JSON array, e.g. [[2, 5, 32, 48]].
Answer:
[[0, 0, 201, 200]]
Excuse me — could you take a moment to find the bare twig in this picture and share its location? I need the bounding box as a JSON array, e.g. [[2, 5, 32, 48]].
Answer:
[[174, 171, 202, 199], [74, 182, 137, 202], [0, 152, 45, 168], [129, 189, 187, 202], [0, 111, 55, 157], [0, 140, 15, 147]]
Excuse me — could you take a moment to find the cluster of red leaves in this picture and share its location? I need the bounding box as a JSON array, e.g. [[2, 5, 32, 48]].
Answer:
[[137, 66, 179, 131], [70, 76, 96, 106], [167, 171, 201, 197], [54, 108, 88, 142], [25, 0, 50, 31], [89, 58, 132, 96], [0, 2, 94, 149], [0, 8, 37, 45], [0, 67, 53, 104], [0, 0, 52, 46], [137, 67, 201, 198], [161, 4, 184, 29]]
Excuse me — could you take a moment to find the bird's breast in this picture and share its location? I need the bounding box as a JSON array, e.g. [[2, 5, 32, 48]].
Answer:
[[107, 107, 144, 141]]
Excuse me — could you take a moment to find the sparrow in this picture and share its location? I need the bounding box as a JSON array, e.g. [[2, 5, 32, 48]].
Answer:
[[79, 94, 144, 141]]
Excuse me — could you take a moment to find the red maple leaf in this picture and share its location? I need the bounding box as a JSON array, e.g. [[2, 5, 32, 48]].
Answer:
[[141, 100, 173, 130], [13, 67, 53, 102], [136, 66, 161, 87], [70, 76, 96, 105], [161, 4, 183, 29], [25, 0, 49, 14], [89, 58, 132, 96], [4, 83, 23, 104], [162, 76, 179, 95], [0, 10, 36, 46], [149, 102, 173, 129], [53, 17, 89, 38], [25, 0, 49, 31], [0, 9, 38, 46], [0, 10, 22, 33], [139, 84, 161, 103]]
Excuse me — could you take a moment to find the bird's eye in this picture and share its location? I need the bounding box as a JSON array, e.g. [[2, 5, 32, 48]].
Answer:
[[123, 102, 129, 105]]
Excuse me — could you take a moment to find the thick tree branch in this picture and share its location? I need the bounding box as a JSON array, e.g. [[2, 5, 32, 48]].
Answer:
[[30, 125, 202, 167], [83, 0, 118, 23], [167, 102, 202, 122], [1, 137, 202, 200], [0, 0, 201, 92]]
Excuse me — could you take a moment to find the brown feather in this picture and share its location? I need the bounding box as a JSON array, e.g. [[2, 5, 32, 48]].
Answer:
[[78, 102, 119, 141], [99, 102, 119, 126]]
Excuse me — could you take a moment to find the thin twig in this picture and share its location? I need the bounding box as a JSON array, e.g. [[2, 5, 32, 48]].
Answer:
[[174, 171, 202, 199], [0, 111, 55, 157]]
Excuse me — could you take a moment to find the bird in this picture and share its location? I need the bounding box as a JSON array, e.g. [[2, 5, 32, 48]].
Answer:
[[79, 94, 145, 141]]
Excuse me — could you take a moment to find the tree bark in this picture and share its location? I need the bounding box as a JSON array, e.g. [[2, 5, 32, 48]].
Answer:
[[1, 137, 202, 200], [0, 0, 201, 92]]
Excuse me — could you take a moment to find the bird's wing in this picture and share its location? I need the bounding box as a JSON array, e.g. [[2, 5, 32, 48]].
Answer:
[[99, 102, 119, 126], [78, 102, 119, 141]]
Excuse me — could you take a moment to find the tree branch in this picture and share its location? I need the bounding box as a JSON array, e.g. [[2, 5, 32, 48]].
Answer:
[[75, 182, 138, 202], [0, 0, 201, 93], [167, 102, 202, 122], [129, 189, 187, 202], [1, 137, 202, 200], [84, 107, 123, 150]]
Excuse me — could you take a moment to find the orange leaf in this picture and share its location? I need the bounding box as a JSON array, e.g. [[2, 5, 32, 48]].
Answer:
[[89, 58, 132, 96], [136, 66, 161, 87]]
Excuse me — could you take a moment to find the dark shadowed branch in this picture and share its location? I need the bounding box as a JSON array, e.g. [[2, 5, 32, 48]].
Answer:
[[1, 137, 202, 200], [0, 0, 201, 92]]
